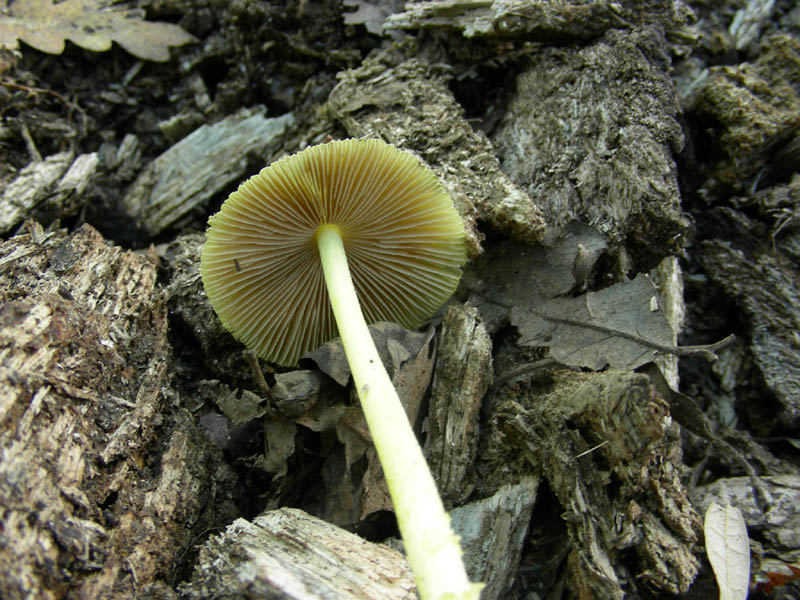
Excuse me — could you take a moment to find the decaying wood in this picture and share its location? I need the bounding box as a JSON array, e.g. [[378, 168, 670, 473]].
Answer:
[[491, 27, 689, 269], [384, 0, 697, 44], [0, 223, 234, 599], [729, 0, 777, 51], [652, 256, 684, 390], [694, 474, 800, 554], [451, 476, 539, 600], [425, 304, 492, 507], [496, 370, 700, 598], [730, 174, 800, 261], [123, 108, 294, 235], [0, 152, 98, 235], [182, 507, 417, 600], [384, 0, 623, 40], [324, 45, 546, 256], [699, 238, 800, 428], [692, 35, 800, 198]]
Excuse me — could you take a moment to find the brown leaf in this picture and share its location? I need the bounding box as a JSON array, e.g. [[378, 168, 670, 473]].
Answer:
[[0, 0, 197, 62], [464, 221, 675, 371], [511, 274, 675, 370]]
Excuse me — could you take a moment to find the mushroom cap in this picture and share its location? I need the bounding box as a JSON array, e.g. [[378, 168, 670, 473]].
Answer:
[[200, 138, 467, 366]]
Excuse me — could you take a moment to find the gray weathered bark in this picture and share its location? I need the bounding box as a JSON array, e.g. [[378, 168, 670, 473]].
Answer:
[[182, 508, 417, 600]]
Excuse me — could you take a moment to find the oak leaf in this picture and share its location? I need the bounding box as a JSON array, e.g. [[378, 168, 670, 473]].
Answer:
[[0, 0, 196, 62]]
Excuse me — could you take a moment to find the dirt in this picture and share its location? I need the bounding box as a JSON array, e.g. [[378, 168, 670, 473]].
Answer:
[[1, 0, 799, 599]]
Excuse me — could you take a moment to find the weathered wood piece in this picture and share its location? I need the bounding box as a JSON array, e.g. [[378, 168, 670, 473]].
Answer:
[[123, 107, 294, 235], [492, 28, 689, 269], [182, 507, 417, 600], [731, 174, 800, 261], [496, 370, 700, 598], [694, 475, 800, 552], [0, 223, 233, 598], [424, 304, 492, 506], [729, 0, 777, 51], [325, 48, 546, 256], [385, 0, 618, 39], [692, 35, 800, 198], [0, 151, 98, 234], [0, 152, 71, 232], [384, 0, 694, 42], [450, 477, 539, 600], [653, 256, 684, 389], [699, 238, 800, 427]]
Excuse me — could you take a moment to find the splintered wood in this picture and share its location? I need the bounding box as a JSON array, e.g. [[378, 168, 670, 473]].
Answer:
[[0, 152, 98, 235], [384, 0, 634, 40], [123, 108, 293, 235], [0, 223, 227, 598], [425, 304, 493, 507], [182, 508, 417, 600], [496, 370, 700, 598]]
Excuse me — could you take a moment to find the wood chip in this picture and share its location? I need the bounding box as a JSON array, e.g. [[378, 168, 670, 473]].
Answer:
[[425, 304, 493, 506], [123, 108, 293, 235], [182, 508, 416, 600]]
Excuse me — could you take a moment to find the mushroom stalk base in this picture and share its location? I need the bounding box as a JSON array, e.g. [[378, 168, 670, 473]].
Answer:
[[316, 225, 481, 600]]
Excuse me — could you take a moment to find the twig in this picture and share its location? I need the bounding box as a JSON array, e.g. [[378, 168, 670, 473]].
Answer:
[[494, 357, 561, 386], [529, 311, 736, 362], [689, 439, 773, 510], [711, 436, 774, 508], [243, 349, 272, 399], [19, 122, 42, 162], [171, 526, 224, 586], [574, 440, 608, 459], [0, 80, 84, 119]]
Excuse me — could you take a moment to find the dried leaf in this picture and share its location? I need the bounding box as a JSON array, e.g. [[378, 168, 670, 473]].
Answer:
[[270, 370, 325, 418], [214, 387, 267, 426], [704, 502, 751, 600], [260, 420, 297, 478], [464, 221, 674, 370], [0, 0, 197, 62], [301, 322, 433, 387], [512, 274, 674, 370], [299, 323, 436, 526]]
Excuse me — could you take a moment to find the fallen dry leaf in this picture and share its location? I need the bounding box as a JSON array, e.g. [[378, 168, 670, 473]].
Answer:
[[0, 0, 197, 62], [463, 221, 675, 370], [511, 274, 675, 370], [704, 502, 751, 600]]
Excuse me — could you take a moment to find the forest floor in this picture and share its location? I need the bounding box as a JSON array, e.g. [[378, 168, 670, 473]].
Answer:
[[1, 1, 799, 599]]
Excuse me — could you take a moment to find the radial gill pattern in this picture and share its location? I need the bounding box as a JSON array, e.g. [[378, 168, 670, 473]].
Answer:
[[200, 138, 467, 366]]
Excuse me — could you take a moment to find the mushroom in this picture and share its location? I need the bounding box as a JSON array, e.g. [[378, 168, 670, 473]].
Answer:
[[201, 138, 482, 600]]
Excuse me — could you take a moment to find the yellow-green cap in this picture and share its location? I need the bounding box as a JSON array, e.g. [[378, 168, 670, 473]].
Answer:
[[200, 138, 467, 366]]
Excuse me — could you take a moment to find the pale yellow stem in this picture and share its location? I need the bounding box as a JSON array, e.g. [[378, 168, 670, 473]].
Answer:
[[316, 224, 482, 600]]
